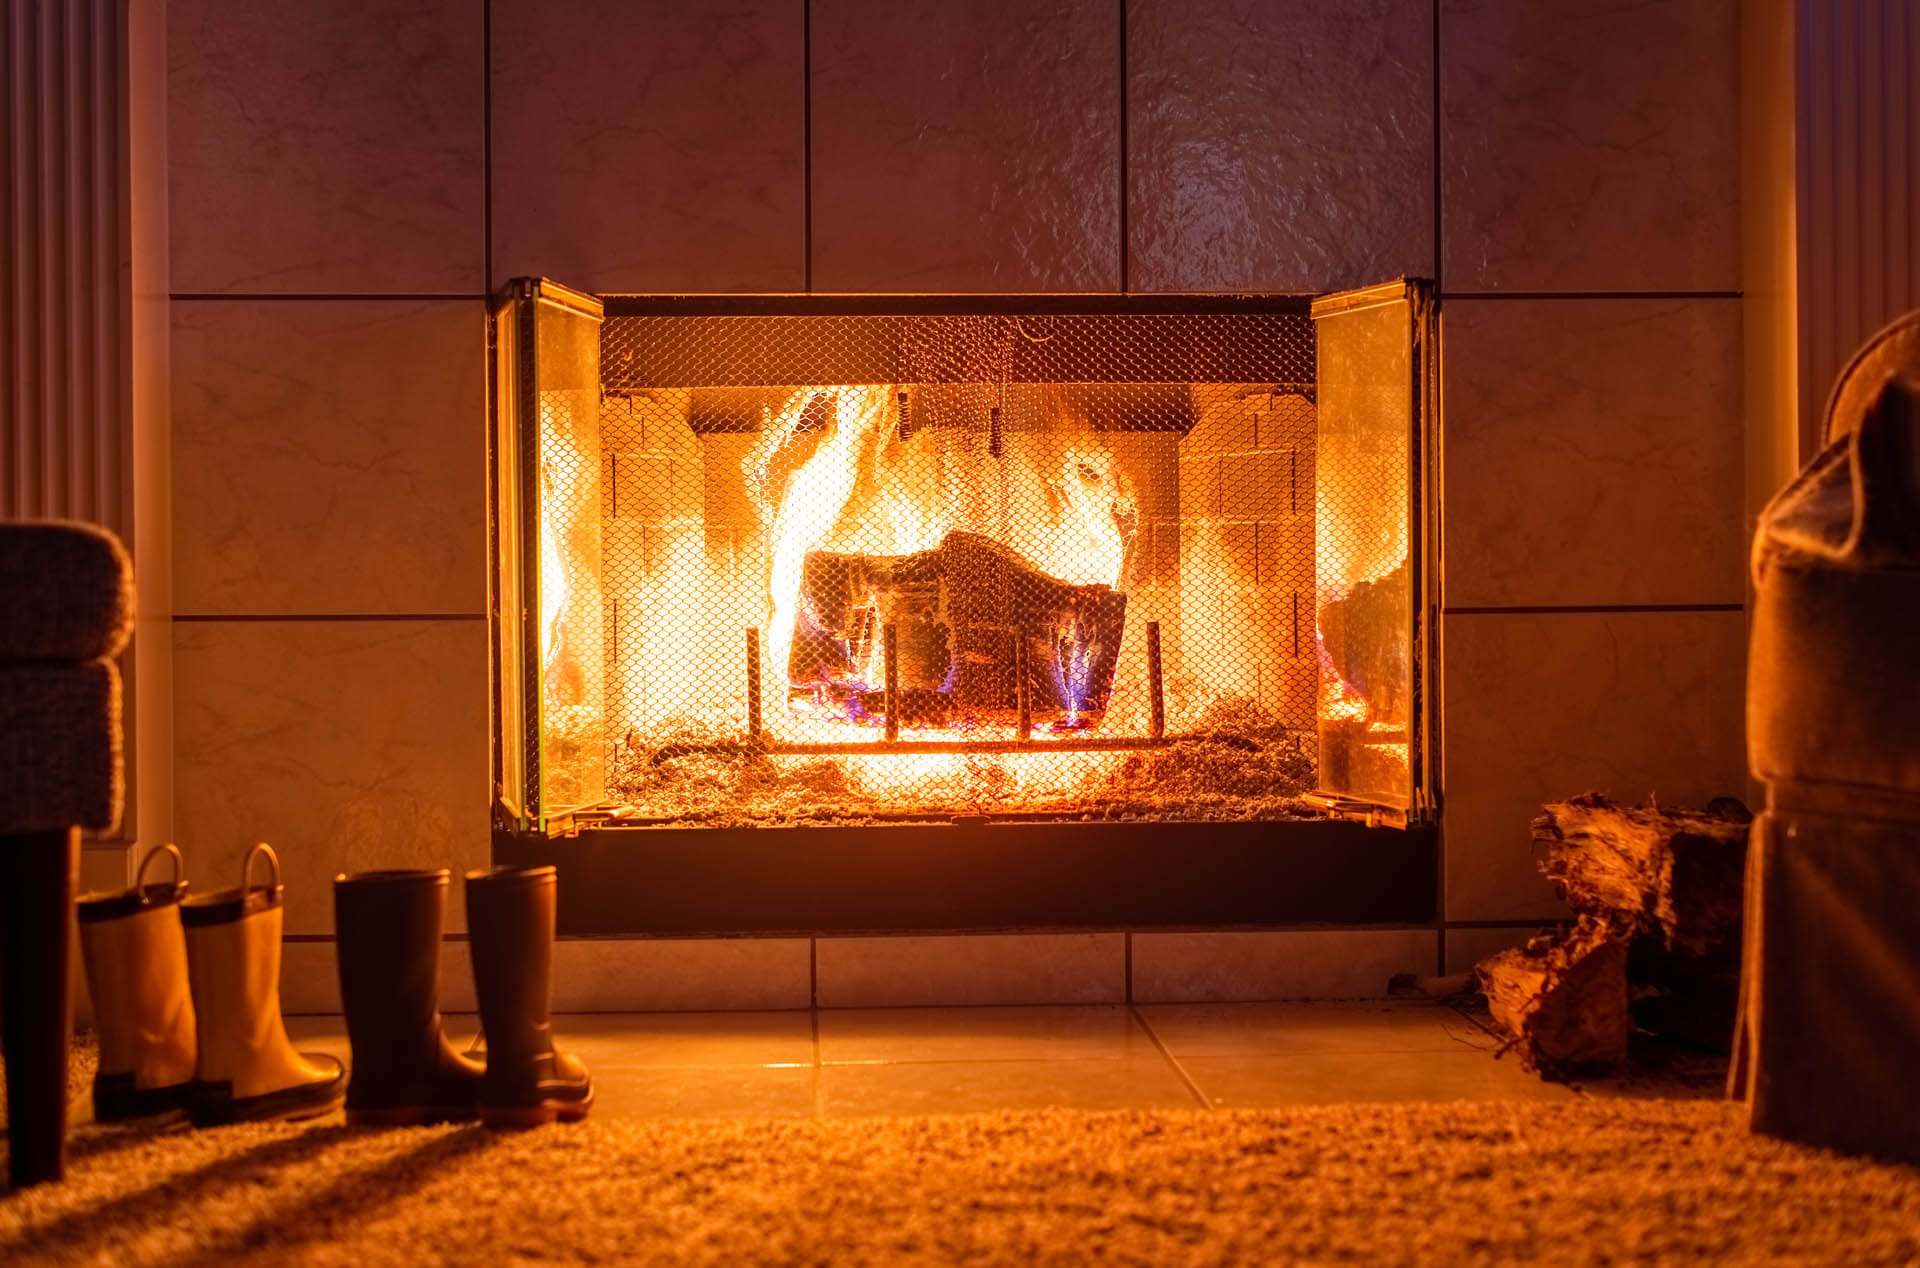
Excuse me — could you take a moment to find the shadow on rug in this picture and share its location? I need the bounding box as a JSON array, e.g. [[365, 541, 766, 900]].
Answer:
[[4, 1100, 1919, 1266]]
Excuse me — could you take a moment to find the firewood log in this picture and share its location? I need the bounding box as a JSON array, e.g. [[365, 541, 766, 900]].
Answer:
[[1478, 917, 1629, 1076], [1533, 793, 1750, 959]]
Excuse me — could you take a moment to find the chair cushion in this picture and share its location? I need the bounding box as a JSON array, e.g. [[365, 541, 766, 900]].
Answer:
[[0, 661, 123, 835], [0, 520, 135, 661]]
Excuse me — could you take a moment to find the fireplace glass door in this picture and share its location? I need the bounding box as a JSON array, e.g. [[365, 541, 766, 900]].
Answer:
[[490, 283, 1434, 834]]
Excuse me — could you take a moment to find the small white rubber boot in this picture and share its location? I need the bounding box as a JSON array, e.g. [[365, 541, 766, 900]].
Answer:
[[181, 843, 344, 1125], [78, 844, 198, 1123]]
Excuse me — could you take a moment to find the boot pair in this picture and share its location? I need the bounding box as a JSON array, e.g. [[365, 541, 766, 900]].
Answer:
[[78, 843, 346, 1127], [334, 865, 592, 1130]]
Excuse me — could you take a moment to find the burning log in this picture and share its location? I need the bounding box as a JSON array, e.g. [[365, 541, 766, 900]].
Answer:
[[1317, 559, 1409, 726], [789, 530, 1128, 730]]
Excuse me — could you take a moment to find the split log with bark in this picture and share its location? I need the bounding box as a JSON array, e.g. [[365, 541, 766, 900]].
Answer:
[[1534, 793, 1751, 959], [1475, 793, 1752, 1076], [1479, 917, 1629, 1077]]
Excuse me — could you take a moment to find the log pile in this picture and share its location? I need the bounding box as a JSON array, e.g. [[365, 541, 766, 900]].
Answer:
[[1476, 793, 1751, 1077]]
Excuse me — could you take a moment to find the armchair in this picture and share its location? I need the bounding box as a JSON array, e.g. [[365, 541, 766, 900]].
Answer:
[[0, 520, 133, 1188]]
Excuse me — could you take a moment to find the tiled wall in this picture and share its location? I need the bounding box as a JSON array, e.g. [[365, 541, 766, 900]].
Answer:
[[165, 0, 1746, 984]]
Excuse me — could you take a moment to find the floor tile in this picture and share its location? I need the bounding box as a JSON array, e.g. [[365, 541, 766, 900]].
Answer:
[[281, 1016, 356, 1059], [553, 1012, 816, 1069], [284, 1014, 482, 1067], [814, 933, 1124, 1007], [818, 1006, 1149, 1065], [1136, 1001, 1497, 1058], [591, 1066, 818, 1120], [818, 1057, 1199, 1118], [1180, 1050, 1575, 1107]]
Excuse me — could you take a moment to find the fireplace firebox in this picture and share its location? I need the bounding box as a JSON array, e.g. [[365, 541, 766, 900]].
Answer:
[[489, 282, 1438, 935]]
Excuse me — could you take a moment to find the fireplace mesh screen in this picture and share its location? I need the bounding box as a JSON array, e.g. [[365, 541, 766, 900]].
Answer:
[[522, 306, 1412, 825]]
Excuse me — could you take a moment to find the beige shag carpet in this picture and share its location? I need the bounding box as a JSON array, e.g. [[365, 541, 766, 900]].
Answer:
[[4, 1100, 1920, 1266], [0, 1032, 98, 1131]]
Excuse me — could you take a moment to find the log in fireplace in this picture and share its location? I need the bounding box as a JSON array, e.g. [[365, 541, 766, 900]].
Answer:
[[488, 282, 1438, 935]]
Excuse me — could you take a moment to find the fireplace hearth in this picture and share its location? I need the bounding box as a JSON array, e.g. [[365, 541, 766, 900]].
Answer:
[[489, 283, 1437, 935]]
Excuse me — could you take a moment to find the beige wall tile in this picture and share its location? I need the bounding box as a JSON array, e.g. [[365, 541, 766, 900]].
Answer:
[[279, 940, 342, 1015], [283, 940, 476, 1013], [1440, 0, 1739, 292], [490, 0, 804, 293], [437, 941, 479, 1014], [549, 939, 812, 1012], [1444, 926, 1543, 975], [1130, 930, 1437, 1002], [1129, 0, 1434, 292], [78, 843, 132, 895], [172, 620, 490, 935], [815, 934, 1125, 1007], [810, 0, 1121, 291], [1441, 610, 1747, 921], [1441, 299, 1745, 607], [171, 301, 486, 615], [168, 0, 483, 293]]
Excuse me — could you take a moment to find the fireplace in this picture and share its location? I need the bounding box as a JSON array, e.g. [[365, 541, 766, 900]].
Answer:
[[490, 281, 1438, 934]]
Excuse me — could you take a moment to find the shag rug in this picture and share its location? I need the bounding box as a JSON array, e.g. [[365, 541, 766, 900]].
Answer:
[[3, 1100, 1918, 1266]]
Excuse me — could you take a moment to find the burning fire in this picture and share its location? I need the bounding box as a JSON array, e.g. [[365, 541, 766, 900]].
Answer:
[[538, 461, 570, 671], [542, 371, 1408, 819], [746, 385, 915, 691], [744, 384, 1136, 738]]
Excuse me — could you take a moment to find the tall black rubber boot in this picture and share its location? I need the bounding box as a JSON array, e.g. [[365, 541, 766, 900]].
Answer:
[[333, 869, 483, 1126], [464, 865, 592, 1129]]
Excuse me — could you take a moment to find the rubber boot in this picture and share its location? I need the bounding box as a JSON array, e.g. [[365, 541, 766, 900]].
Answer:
[[333, 868, 482, 1125], [465, 865, 592, 1129], [181, 843, 345, 1125], [77, 844, 197, 1123]]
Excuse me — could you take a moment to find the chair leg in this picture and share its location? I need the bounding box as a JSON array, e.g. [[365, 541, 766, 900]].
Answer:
[[1, 827, 78, 1190]]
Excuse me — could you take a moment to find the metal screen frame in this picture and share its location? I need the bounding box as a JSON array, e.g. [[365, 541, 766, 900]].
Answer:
[[1304, 279, 1439, 827], [491, 283, 1437, 833]]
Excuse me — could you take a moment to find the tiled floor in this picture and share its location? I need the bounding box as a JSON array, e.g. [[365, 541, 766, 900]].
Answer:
[[286, 1000, 1580, 1119]]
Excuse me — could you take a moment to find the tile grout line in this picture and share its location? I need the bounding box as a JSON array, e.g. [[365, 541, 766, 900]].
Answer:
[[482, 0, 491, 293], [802, 0, 812, 294], [809, 1005, 825, 1118], [1439, 290, 1744, 300], [167, 293, 490, 302], [1117, 0, 1128, 294], [1129, 1004, 1210, 1111], [1431, 0, 1441, 292], [173, 613, 487, 622], [809, 939, 824, 1117], [1444, 603, 1744, 616]]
